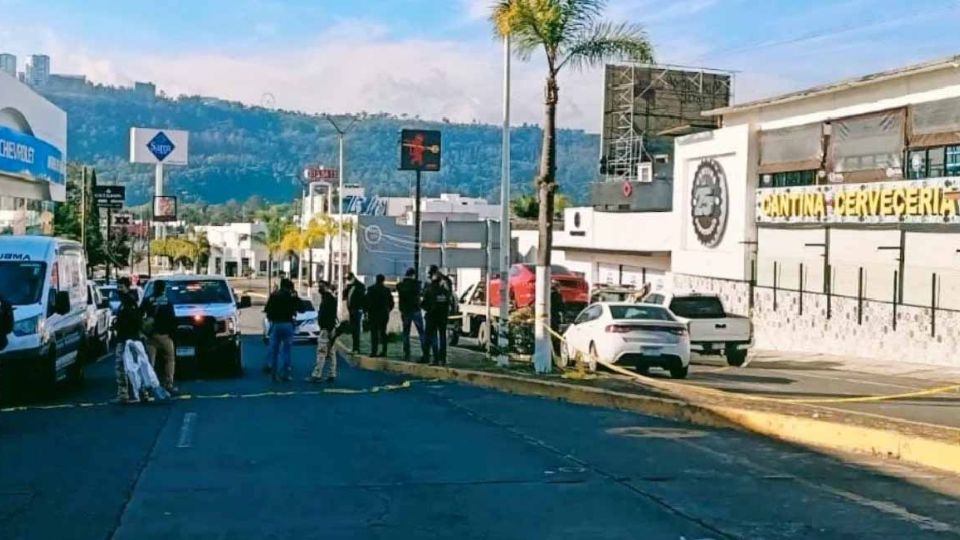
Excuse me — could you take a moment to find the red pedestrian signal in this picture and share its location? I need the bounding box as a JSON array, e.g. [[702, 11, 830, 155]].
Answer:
[[399, 129, 441, 171]]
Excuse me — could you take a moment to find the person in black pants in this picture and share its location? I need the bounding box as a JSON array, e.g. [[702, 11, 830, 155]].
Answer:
[[344, 273, 366, 353], [365, 274, 395, 357], [421, 271, 451, 366], [396, 268, 426, 362]]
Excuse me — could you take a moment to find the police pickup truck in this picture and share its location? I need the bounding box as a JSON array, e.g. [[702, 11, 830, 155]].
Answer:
[[141, 275, 252, 376]]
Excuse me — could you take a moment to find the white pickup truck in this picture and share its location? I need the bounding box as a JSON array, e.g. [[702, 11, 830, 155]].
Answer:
[[643, 292, 752, 366]]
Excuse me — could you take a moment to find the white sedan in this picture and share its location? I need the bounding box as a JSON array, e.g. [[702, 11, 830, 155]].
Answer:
[[559, 302, 690, 378], [262, 297, 321, 343]]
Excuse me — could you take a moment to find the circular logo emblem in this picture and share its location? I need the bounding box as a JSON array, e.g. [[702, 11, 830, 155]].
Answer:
[[622, 181, 633, 198], [363, 224, 383, 246], [690, 159, 728, 248]]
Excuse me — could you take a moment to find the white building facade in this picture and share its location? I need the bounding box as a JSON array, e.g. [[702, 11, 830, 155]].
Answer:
[[0, 72, 67, 235], [671, 55, 960, 366], [197, 223, 269, 277]]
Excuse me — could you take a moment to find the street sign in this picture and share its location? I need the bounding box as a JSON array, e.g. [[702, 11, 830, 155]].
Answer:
[[93, 185, 125, 209], [153, 195, 178, 222], [399, 129, 441, 171], [303, 166, 339, 181]]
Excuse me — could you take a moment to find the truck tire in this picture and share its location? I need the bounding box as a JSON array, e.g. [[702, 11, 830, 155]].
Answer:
[[229, 346, 244, 377], [477, 321, 489, 349], [725, 347, 747, 367]]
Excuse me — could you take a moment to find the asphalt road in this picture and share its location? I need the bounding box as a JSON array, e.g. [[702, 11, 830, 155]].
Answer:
[[2, 317, 960, 538]]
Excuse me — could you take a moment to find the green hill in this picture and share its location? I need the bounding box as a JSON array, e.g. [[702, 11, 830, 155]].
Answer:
[[40, 82, 600, 206]]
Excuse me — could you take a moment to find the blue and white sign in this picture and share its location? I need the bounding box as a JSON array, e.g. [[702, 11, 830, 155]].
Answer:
[[147, 131, 176, 162], [344, 195, 388, 216], [130, 127, 189, 165], [0, 125, 65, 185]]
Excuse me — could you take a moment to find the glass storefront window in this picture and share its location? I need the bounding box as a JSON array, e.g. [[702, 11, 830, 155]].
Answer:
[[928, 147, 945, 177], [946, 146, 960, 177], [908, 149, 928, 179]]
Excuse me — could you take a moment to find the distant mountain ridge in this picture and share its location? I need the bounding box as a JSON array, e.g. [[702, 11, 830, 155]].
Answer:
[[39, 82, 600, 205]]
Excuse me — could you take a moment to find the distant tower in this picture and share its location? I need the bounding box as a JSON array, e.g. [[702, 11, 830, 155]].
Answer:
[[26, 54, 50, 86], [0, 54, 16, 77]]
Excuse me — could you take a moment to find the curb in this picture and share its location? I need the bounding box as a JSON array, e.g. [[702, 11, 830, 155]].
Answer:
[[351, 354, 960, 476]]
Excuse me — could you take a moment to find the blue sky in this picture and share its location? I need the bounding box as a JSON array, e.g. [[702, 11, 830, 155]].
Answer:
[[2, 0, 960, 131]]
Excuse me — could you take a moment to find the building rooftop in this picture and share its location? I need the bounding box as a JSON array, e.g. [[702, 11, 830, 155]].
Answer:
[[704, 54, 960, 116]]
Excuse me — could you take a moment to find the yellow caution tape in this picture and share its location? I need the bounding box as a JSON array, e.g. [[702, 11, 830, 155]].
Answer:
[[535, 320, 960, 406]]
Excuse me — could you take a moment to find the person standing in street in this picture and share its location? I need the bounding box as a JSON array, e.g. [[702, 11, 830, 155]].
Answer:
[[396, 268, 426, 362], [344, 273, 366, 353], [421, 270, 452, 366], [550, 284, 565, 358], [365, 274, 394, 357], [310, 281, 339, 383], [265, 278, 298, 382], [113, 277, 142, 402], [142, 280, 178, 394]]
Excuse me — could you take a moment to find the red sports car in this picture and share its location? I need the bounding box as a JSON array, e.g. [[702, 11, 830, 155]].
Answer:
[[489, 264, 589, 317]]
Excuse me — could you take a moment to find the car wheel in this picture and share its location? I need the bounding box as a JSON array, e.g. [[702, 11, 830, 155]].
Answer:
[[669, 364, 689, 379], [587, 342, 599, 371], [726, 347, 747, 367], [66, 355, 85, 388], [559, 342, 571, 368], [229, 346, 244, 377], [477, 321, 489, 349]]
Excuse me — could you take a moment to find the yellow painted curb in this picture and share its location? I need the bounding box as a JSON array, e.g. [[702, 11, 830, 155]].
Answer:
[[351, 354, 960, 476]]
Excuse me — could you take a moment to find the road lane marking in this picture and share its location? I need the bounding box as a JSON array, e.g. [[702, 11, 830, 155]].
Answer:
[[674, 436, 957, 533], [177, 412, 197, 448]]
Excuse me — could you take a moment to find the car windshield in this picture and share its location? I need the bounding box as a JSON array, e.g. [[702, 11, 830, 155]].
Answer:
[[0, 262, 47, 305], [609, 305, 674, 321], [164, 280, 234, 304], [299, 299, 315, 312], [522, 264, 572, 274], [669, 297, 726, 319]]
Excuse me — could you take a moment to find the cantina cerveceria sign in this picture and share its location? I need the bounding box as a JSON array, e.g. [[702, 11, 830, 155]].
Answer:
[[756, 178, 960, 224]]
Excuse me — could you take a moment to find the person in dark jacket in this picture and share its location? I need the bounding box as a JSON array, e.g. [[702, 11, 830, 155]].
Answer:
[[421, 270, 452, 366], [550, 285, 564, 357], [344, 273, 366, 353], [310, 281, 340, 383], [264, 279, 298, 381], [365, 274, 395, 357], [396, 268, 425, 362], [113, 277, 142, 402], [142, 280, 178, 393]]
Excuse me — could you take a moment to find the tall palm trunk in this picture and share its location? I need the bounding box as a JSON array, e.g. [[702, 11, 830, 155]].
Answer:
[[533, 74, 559, 374]]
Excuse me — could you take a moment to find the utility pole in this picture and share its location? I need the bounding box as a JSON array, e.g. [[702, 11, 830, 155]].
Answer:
[[80, 167, 87, 253], [414, 169, 422, 280], [497, 34, 512, 367], [325, 115, 359, 300]]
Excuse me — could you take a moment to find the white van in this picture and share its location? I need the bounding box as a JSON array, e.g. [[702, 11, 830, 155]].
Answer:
[[0, 236, 88, 398]]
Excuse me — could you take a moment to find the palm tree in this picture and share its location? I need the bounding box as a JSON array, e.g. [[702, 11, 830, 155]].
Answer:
[[254, 212, 292, 292], [491, 0, 653, 372]]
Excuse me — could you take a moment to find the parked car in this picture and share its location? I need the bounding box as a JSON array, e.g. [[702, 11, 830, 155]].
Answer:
[[0, 236, 89, 399], [83, 282, 112, 359], [489, 264, 589, 320], [98, 285, 121, 315], [559, 302, 690, 378], [262, 297, 320, 343], [141, 275, 251, 376], [643, 292, 752, 366]]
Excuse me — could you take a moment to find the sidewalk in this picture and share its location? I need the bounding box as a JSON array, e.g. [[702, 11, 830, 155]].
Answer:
[[358, 335, 960, 431]]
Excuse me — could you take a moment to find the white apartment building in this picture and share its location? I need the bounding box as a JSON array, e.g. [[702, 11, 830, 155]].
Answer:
[[197, 222, 269, 277], [0, 54, 16, 78]]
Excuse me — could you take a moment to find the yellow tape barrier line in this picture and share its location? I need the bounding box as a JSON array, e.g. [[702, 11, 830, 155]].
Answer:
[[0, 380, 420, 414], [536, 320, 960, 406]]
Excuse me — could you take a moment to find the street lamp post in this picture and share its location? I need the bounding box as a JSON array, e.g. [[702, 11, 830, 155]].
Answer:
[[325, 115, 359, 301]]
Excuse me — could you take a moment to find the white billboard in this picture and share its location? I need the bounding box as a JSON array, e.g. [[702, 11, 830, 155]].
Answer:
[[129, 127, 189, 165]]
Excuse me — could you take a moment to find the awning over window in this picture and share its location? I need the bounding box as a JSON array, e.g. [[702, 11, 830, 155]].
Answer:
[[828, 109, 904, 181], [758, 123, 823, 174], [910, 97, 960, 147]]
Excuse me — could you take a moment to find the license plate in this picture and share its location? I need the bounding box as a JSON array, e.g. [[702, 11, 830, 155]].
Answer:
[[176, 346, 196, 357], [641, 346, 662, 355]]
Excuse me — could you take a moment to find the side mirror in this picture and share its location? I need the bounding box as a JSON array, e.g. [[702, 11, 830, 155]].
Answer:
[[98, 299, 110, 310], [55, 290, 71, 315], [238, 295, 252, 309]]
